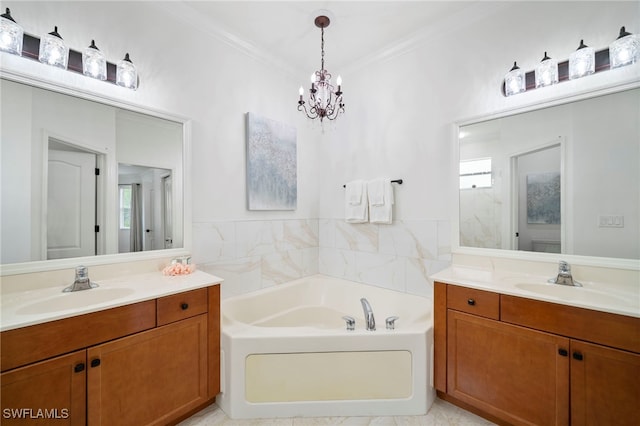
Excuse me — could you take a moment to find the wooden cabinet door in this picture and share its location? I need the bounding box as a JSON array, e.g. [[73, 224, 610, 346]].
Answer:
[[87, 314, 208, 426], [1, 350, 86, 426], [447, 310, 570, 426], [571, 340, 640, 426]]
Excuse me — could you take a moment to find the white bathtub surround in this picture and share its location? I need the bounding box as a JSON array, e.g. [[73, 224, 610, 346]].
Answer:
[[217, 275, 434, 419]]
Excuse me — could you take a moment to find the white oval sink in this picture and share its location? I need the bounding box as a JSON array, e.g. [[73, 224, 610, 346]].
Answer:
[[514, 283, 634, 308], [16, 288, 136, 315]]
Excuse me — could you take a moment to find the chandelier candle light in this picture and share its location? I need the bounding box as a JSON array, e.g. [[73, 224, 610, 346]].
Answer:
[[298, 15, 344, 122]]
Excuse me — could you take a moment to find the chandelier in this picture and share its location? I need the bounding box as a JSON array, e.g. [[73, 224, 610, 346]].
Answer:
[[298, 15, 344, 122]]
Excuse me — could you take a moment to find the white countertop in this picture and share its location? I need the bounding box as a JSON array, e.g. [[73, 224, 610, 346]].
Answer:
[[431, 265, 640, 319], [1, 270, 223, 332]]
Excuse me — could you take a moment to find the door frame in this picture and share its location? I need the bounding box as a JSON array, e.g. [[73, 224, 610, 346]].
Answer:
[[508, 136, 566, 252]]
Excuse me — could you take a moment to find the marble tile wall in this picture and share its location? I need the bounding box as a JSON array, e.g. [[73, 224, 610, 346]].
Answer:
[[194, 218, 451, 300], [319, 219, 452, 299], [193, 219, 319, 299], [459, 188, 502, 249]]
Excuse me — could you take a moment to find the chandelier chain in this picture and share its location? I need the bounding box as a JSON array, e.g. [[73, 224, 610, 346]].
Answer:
[[321, 27, 325, 71]]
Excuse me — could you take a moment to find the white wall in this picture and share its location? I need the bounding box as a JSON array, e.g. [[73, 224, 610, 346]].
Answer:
[[1, 1, 321, 295], [317, 1, 640, 296], [1, 1, 638, 295]]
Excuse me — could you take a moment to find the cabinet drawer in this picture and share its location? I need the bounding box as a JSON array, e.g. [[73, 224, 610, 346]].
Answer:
[[157, 288, 208, 326], [501, 295, 640, 353], [447, 285, 500, 320], [1, 300, 156, 372]]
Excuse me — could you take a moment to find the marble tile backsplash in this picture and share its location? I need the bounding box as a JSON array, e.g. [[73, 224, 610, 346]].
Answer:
[[194, 218, 451, 300]]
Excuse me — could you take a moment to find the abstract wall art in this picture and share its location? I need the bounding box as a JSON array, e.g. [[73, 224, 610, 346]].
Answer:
[[526, 172, 561, 224], [245, 112, 297, 210]]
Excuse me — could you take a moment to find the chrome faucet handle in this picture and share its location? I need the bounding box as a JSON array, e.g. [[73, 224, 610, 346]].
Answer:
[[75, 265, 90, 281], [342, 316, 355, 331], [558, 260, 571, 274], [385, 316, 399, 330], [63, 265, 98, 292]]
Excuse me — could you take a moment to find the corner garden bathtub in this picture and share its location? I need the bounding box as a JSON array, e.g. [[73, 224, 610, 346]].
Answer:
[[217, 274, 434, 419]]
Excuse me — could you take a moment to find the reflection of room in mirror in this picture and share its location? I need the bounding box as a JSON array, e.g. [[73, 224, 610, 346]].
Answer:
[[117, 164, 172, 254], [459, 87, 639, 261], [0, 78, 185, 266]]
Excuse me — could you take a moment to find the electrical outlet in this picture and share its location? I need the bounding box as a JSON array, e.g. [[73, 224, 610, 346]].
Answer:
[[598, 215, 624, 228]]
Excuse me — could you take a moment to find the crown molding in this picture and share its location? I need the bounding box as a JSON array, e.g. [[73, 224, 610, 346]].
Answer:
[[152, 2, 512, 78], [152, 1, 299, 78], [342, 1, 512, 74]]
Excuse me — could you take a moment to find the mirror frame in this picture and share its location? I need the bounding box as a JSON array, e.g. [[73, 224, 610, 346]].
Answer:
[[452, 80, 640, 271], [0, 69, 192, 276]]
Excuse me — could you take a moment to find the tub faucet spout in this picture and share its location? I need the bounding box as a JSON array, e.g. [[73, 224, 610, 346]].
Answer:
[[360, 298, 376, 331]]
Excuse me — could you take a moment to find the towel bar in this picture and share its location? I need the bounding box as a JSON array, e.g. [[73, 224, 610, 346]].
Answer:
[[342, 179, 402, 188]]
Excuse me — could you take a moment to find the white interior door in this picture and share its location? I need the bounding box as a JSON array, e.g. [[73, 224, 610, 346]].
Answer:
[[47, 149, 96, 259]]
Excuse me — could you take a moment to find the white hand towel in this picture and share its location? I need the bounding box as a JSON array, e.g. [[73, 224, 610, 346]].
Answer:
[[367, 178, 386, 206], [346, 179, 365, 205], [368, 179, 394, 224], [345, 180, 368, 223]]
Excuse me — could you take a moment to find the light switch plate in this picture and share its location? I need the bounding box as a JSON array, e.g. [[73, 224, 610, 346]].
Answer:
[[598, 215, 624, 228]]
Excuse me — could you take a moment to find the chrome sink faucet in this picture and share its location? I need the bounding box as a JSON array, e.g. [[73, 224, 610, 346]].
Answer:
[[63, 265, 99, 292], [549, 261, 582, 287], [360, 298, 376, 331]]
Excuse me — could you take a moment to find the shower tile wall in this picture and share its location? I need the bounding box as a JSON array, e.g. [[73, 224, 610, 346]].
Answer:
[[194, 219, 450, 299]]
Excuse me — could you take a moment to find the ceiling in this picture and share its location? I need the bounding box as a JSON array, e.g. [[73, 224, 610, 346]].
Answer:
[[180, 1, 479, 74]]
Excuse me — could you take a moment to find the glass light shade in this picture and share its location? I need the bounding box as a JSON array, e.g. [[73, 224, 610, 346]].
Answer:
[[568, 40, 595, 80], [0, 8, 23, 55], [610, 27, 640, 69], [82, 40, 107, 80], [116, 53, 138, 90], [535, 52, 559, 88], [504, 62, 526, 96], [38, 26, 69, 69]]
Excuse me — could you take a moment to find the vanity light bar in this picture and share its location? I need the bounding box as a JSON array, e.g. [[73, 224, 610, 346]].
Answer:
[[20, 32, 127, 87], [502, 26, 638, 97], [502, 47, 610, 96]]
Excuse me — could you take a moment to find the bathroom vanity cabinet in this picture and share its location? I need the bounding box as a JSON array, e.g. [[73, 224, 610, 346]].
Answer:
[[1, 285, 220, 425], [434, 282, 640, 426]]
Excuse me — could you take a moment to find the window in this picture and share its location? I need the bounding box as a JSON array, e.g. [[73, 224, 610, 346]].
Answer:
[[460, 158, 492, 189], [119, 185, 132, 229]]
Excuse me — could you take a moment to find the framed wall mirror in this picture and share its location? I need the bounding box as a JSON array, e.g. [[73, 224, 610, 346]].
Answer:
[[457, 86, 639, 263], [1, 77, 189, 274]]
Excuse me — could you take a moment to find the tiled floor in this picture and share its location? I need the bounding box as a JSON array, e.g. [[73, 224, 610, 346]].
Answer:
[[177, 398, 496, 425]]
